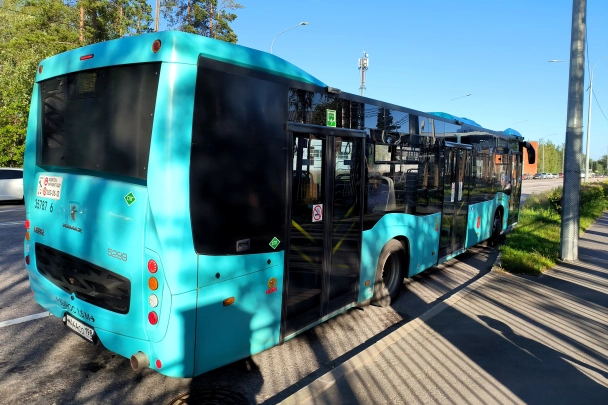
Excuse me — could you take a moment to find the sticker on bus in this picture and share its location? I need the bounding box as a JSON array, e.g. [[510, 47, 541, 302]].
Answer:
[[36, 175, 63, 200]]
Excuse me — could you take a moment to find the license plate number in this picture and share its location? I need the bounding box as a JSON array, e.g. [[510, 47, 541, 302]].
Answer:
[[63, 314, 96, 343]]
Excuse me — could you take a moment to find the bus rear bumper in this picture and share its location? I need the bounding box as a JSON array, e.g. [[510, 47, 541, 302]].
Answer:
[[28, 273, 197, 378]]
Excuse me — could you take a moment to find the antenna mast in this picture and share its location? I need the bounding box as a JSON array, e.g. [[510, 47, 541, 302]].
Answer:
[[358, 50, 369, 97]]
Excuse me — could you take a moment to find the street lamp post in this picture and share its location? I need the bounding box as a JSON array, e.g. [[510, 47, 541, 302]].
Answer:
[[550, 56, 608, 182], [445, 94, 471, 112], [270, 22, 308, 54], [583, 56, 608, 182]]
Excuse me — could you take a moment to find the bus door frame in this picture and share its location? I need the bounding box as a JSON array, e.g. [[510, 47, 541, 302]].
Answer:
[[281, 123, 366, 341], [438, 141, 473, 259]]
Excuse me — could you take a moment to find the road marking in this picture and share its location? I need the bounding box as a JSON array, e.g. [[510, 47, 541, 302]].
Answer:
[[0, 312, 51, 328], [0, 209, 25, 212], [0, 221, 23, 226]]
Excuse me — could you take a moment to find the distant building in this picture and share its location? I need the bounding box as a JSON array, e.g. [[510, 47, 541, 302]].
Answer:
[[524, 141, 538, 174]]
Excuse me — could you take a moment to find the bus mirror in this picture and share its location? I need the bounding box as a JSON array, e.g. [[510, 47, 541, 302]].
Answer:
[[520, 141, 536, 164]]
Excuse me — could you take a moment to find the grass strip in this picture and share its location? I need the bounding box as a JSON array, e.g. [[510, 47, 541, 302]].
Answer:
[[499, 181, 608, 276]]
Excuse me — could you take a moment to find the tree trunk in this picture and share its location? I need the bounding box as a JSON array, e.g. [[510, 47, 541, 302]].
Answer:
[[79, 6, 84, 44], [209, 3, 214, 38]]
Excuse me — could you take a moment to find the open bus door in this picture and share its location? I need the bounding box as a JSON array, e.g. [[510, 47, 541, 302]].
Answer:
[[282, 123, 366, 338], [438, 142, 473, 258]]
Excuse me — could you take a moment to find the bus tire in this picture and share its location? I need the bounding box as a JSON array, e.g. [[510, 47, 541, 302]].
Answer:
[[488, 210, 502, 247], [371, 239, 406, 307]]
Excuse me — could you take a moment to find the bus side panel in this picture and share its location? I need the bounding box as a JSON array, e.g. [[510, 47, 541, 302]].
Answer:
[[359, 213, 441, 303], [465, 202, 495, 248], [194, 254, 284, 376], [465, 194, 510, 248], [146, 62, 198, 295]]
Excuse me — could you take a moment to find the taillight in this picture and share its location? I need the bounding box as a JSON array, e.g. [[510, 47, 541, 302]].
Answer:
[[152, 39, 161, 53], [148, 277, 158, 291], [80, 54, 94, 60], [148, 294, 159, 308], [148, 311, 158, 325], [25, 256, 30, 265], [155, 359, 162, 368], [148, 259, 158, 273], [25, 232, 30, 241], [25, 220, 30, 230]]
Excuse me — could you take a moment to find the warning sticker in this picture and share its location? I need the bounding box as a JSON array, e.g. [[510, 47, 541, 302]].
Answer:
[[36, 175, 63, 200], [312, 204, 323, 222]]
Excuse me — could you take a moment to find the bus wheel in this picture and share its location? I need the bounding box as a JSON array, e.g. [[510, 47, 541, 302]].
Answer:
[[488, 211, 502, 247], [371, 240, 406, 307]]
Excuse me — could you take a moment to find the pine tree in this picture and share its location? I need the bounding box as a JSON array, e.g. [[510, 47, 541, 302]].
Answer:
[[161, 0, 243, 43]]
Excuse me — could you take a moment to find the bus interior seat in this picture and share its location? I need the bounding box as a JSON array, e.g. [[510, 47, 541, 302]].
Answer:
[[367, 173, 395, 212]]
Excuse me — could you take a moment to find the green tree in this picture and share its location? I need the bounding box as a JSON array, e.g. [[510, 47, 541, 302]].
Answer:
[[0, 0, 153, 167], [0, 0, 79, 167], [77, 0, 152, 44], [161, 0, 244, 43]]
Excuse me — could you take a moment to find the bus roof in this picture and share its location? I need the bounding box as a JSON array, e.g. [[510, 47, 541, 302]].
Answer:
[[35, 31, 326, 87]]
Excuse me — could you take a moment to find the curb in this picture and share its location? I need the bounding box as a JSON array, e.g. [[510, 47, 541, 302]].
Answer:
[[278, 266, 497, 405]]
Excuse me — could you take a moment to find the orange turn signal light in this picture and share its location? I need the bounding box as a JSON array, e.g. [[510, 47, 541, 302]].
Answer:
[[25, 232, 30, 241], [148, 277, 159, 291], [364, 280, 371, 286], [223, 297, 235, 306]]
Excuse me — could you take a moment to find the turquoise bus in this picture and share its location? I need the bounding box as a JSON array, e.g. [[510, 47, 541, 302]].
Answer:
[[23, 31, 535, 377]]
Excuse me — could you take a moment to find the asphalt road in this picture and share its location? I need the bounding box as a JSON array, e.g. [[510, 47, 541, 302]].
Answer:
[[0, 179, 564, 404]]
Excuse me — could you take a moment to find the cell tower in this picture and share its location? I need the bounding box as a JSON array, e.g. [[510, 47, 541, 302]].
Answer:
[[358, 50, 369, 97]]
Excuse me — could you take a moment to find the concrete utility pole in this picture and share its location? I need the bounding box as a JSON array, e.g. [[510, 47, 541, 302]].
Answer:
[[155, 0, 160, 32], [560, 0, 587, 262]]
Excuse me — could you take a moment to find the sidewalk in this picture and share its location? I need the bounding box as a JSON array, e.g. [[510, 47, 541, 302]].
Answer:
[[280, 213, 608, 405]]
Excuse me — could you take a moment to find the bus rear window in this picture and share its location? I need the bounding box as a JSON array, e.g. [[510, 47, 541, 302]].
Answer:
[[39, 63, 161, 180]]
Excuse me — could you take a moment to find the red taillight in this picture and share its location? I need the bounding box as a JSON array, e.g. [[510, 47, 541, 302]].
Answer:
[[38, 65, 43, 74], [148, 259, 158, 273], [25, 220, 30, 230], [80, 54, 94, 60], [148, 311, 158, 325], [25, 256, 30, 265], [155, 359, 162, 368], [152, 39, 162, 53]]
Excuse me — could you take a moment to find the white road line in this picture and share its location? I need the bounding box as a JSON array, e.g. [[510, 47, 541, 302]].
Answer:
[[0, 312, 51, 328], [0, 209, 25, 213], [0, 221, 23, 226]]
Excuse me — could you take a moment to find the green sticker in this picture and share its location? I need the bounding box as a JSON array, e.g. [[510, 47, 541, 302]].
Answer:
[[326, 109, 337, 127], [124, 192, 136, 206], [269, 237, 281, 249]]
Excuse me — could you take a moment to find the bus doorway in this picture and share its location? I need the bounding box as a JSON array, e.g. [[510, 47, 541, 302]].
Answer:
[[283, 124, 365, 337], [438, 142, 472, 258]]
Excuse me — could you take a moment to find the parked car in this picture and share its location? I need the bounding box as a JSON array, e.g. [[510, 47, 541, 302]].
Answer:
[[0, 168, 24, 202], [523, 173, 533, 180], [533, 173, 543, 179], [559, 173, 564, 178]]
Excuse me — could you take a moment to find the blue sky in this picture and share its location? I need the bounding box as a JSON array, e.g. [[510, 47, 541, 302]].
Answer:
[[159, 1, 608, 160]]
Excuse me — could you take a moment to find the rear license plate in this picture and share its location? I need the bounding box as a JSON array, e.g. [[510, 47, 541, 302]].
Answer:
[[63, 314, 96, 343]]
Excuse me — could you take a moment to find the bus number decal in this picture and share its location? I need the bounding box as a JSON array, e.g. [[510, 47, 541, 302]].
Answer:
[[34, 199, 53, 212], [108, 248, 128, 262]]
